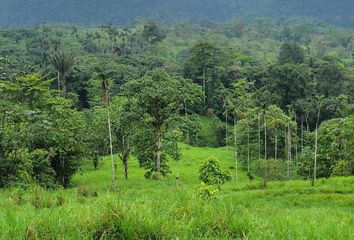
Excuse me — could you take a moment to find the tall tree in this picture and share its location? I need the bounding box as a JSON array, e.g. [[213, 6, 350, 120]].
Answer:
[[278, 42, 305, 65], [50, 50, 75, 97], [123, 69, 202, 177], [184, 41, 228, 112], [92, 67, 117, 189]]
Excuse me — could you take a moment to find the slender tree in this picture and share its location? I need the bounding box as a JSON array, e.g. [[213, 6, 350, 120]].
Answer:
[[312, 96, 323, 186], [92, 67, 117, 189]]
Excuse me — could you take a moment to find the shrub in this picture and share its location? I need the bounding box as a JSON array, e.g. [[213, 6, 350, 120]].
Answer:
[[331, 160, 351, 177], [252, 159, 286, 188], [196, 182, 219, 200], [199, 157, 232, 186]]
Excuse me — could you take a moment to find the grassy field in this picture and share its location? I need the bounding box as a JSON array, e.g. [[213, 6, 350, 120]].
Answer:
[[0, 144, 353, 239]]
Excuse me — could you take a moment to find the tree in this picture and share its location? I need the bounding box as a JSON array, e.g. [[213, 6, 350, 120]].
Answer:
[[268, 63, 311, 110], [142, 21, 166, 44], [253, 159, 286, 188], [50, 50, 75, 97], [278, 42, 305, 65], [123, 69, 202, 177], [92, 66, 117, 189], [312, 96, 323, 186], [110, 97, 141, 180], [228, 78, 255, 180], [199, 157, 232, 187], [316, 58, 345, 97], [0, 74, 86, 188], [184, 41, 229, 112]]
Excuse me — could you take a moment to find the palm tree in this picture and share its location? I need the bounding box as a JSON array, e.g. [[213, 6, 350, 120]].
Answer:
[[50, 50, 74, 97], [92, 67, 117, 190]]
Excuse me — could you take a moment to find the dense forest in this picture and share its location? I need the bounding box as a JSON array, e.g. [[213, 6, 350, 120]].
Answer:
[[0, 9, 354, 239], [1, 0, 354, 27]]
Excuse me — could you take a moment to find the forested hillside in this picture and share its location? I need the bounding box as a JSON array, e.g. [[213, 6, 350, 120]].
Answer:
[[1, 0, 353, 27], [0, 8, 354, 238]]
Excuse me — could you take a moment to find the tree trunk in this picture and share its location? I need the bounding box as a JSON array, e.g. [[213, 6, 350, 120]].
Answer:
[[275, 134, 278, 160], [176, 159, 180, 188], [123, 156, 128, 180], [247, 121, 250, 172], [301, 118, 304, 151], [202, 66, 206, 111], [156, 126, 162, 176], [57, 71, 61, 97], [305, 114, 310, 131], [234, 117, 238, 185], [287, 123, 291, 178], [312, 106, 321, 187], [60, 74, 67, 98], [107, 107, 116, 189], [258, 114, 261, 160], [264, 110, 267, 160], [225, 107, 228, 147]]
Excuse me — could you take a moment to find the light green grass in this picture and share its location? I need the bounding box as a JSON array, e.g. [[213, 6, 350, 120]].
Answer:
[[0, 144, 353, 239]]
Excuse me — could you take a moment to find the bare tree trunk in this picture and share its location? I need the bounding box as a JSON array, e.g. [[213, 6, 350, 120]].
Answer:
[[176, 159, 180, 188], [184, 99, 190, 147], [225, 107, 228, 147], [305, 114, 310, 132], [57, 71, 61, 97], [258, 114, 261, 160], [60, 75, 67, 98], [247, 121, 250, 172], [156, 126, 162, 176], [275, 134, 278, 160], [234, 117, 238, 185], [264, 110, 267, 160], [202, 66, 206, 111], [107, 107, 116, 189], [287, 123, 291, 178], [123, 155, 128, 180], [312, 107, 321, 187], [301, 118, 304, 151]]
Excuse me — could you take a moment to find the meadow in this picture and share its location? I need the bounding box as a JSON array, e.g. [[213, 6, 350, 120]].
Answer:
[[0, 144, 353, 240]]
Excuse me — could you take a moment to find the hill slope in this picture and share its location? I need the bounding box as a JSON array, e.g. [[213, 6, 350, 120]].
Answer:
[[0, 0, 353, 27]]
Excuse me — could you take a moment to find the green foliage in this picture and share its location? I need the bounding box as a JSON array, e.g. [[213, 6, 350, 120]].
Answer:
[[278, 42, 305, 64], [196, 182, 219, 200], [297, 147, 315, 179], [252, 159, 286, 188], [331, 160, 352, 177], [123, 68, 202, 177], [199, 157, 232, 186], [268, 63, 311, 109], [0, 74, 86, 188]]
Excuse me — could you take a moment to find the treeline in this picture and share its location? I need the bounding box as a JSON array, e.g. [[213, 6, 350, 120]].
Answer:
[[0, 21, 353, 188]]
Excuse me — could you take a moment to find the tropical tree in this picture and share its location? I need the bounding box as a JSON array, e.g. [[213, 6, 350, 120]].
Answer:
[[92, 66, 117, 189], [123, 69, 202, 177], [50, 50, 75, 97]]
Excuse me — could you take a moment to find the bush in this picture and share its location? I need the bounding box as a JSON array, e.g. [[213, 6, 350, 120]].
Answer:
[[0, 149, 33, 188], [331, 160, 352, 177], [199, 157, 232, 186], [196, 182, 219, 200], [252, 159, 286, 188]]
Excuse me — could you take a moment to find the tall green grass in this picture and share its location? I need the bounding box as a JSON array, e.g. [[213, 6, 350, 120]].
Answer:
[[0, 145, 353, 239]]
